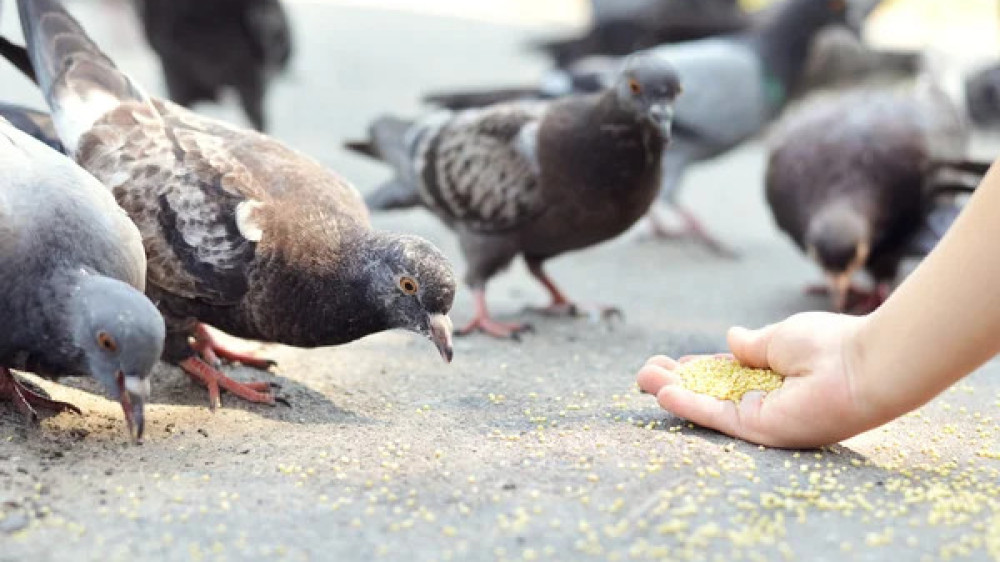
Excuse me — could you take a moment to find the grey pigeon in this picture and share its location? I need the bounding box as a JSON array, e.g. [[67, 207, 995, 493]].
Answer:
[[765, 82, 979, 313], [132, 0, 292, 131], [532, 0, 749, 68], [1, 0, 455, 410], [423, 0, 856, 255], [346, 55, 680, 339], [0, 116, 164, 440]]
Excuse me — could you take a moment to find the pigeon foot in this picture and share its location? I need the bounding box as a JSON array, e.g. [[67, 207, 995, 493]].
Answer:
[[526, 302, 623, 322], [457, 316, 534, 341], [644, 207, 738, 258], [192, 324, 277, 370], [179, 357, 279, 410], [0, 367, 82, 421], [804, 283, 890, 314]]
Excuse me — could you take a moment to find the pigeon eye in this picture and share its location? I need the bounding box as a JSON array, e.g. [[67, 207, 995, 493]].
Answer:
[[629, 79, 642, 95], [97, 331, 118, 353], [399, 276, 419, 295]]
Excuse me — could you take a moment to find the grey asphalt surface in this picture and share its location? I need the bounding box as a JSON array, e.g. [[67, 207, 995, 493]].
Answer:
[[3, 2, 1000, 561]]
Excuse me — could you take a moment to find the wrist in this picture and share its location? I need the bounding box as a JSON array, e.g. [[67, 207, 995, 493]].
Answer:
[[843, 312, 907, 427]]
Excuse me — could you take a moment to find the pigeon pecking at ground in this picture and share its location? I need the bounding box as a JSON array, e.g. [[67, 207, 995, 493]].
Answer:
[[0, 116, 164, 441], [132, 0, 293, 131], [345, 54, 681, 339], [765, 82, 985, 313], [0, 0, 456, 410], [531, 0, 749, 69], [423, 0, 860, 256]]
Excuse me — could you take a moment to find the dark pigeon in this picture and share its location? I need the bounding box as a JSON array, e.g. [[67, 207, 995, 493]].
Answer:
[[765, 82, 982, 313], [423, 0, 857, 255], [346, 55, 681, 339], [532, 0, 749, 68], [964, 62, 1000, 128], [1, 0, 456, 411], [0, 116, 164, 440], [793, 25, 922, 98], [132, 0, 293, 131]]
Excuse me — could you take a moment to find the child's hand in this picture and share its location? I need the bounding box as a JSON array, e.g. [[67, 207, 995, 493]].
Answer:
[[637, 312, 884, 448]]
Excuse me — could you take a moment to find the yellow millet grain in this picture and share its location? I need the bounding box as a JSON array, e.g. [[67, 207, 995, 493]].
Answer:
[[677, 357, 784, 401]]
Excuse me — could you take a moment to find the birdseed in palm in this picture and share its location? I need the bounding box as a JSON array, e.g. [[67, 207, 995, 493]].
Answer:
[[677, 357, 784, 401]]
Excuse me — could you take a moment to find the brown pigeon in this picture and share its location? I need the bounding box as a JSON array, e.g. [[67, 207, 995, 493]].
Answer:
[[1, 0, 456, 410]]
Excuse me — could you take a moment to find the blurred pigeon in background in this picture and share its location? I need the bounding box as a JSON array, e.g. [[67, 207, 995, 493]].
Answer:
[[765, 81, 983, 313], [964, 62, 1000, 128], [346, 55, 681, 339], [2, 0, 456, 411], [0, 116, 164, 440], [133, 0, 293, 131], [532, 0, 749, 68], [793, 24, 922, 97]]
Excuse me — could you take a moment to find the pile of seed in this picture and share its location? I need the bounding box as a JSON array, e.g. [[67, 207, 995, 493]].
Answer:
[[677, 357, 784, 401]]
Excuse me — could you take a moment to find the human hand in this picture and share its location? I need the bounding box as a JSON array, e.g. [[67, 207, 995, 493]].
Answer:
[[637, 312, 888, 448]]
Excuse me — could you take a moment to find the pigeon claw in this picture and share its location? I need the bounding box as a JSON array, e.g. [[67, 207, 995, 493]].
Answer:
[[456, 316, 533, 341], [526, 302, 624, 323], [0, 368, 82, 422], [192, 324, 278, 371], [179, 357, 278, 410]]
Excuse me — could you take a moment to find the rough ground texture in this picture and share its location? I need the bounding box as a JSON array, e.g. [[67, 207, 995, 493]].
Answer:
[[3, 2, 1000, 561]]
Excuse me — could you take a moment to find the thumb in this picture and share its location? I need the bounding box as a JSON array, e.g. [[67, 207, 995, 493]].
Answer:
[[727, 323, 778, 369]]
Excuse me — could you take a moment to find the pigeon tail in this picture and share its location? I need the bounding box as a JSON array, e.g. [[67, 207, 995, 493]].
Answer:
[[0, 102, 63, 153], [346, 115, 421, 210], [13, 0, 147, 153], [363, 178, 421, 211]]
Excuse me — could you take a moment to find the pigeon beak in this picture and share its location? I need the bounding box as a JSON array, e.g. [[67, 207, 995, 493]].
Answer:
[[428, 314, 454, 363], [649, 102, 674, 142], [826, 272, 853, 313], [117, 372, 149, 444]]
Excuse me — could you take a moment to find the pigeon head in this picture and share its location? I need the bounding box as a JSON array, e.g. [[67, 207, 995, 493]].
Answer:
[[614, 54, 682, 141], [805, 205, 871, 311], [68, 273, 165, 441], [368, 234, 457, 362]]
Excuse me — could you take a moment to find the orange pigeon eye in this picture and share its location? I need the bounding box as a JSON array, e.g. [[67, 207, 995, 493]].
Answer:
[[629, 79, 642, 95], [97, 331, 118, 353], [399, 276, 419, 295]]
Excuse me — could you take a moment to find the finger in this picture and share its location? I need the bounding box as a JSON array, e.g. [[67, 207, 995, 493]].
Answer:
[[636, 363, 681, 395], [727, 324, 779, 369], [655, 385, 743, 436], [676, 355, 705, 364], [644, 355, 679, 370], [655, 386, 777, 446]]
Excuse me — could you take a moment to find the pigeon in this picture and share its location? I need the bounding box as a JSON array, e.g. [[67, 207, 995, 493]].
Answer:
[[964, 62, 1000, 128], [0, 116, 164, 440], [793, 25, 922, 98], [532, 0, 749, 69], [423, 0, 857, 255], [132, 0, 293, 131], [764, 82, 980, 312], [1, 0, 456, 410], [346, 54, 681, 339]]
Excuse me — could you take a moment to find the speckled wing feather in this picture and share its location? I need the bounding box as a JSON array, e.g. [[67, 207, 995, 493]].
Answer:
[[77, 100, 261, 305], [413, 102, 547, 233]]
